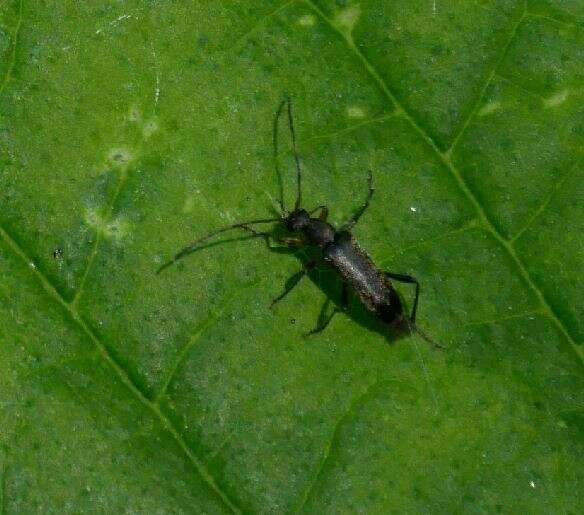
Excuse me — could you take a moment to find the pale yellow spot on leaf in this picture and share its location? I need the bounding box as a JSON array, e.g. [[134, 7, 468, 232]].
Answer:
[[107, 147, 135, 170], [128, 104, 141, 122], [85, 208, 130, 242], [143, 119, 159, 139], [298, 14, 316, 27], [347, 105, 366, 118], [478, 101, 501, 117], [183, 194, 196, 214], [334, 4, 361, 35], [543, 89, 568, 108]]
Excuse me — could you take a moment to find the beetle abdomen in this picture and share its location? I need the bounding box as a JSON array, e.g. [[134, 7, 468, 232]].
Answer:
[[324, 231, 402, 322]]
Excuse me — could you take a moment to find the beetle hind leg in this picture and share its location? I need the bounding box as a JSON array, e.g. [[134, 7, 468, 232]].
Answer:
[[384, 271, 420, 324]]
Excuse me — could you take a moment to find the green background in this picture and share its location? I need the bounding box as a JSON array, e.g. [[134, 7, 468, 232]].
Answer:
[[1, 0, 583, 512]]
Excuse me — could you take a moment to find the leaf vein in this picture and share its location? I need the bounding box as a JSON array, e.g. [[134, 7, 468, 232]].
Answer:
[[379, 223, 478, 267], [0, 456, 6, 515], [304, 0, 583, 365], [510, 166, 574, 243], [0, 0, 24, 98], [155, 305, 228, 403], [494, 72, 548, 101], [71, 167, 131, 307], [456, 308, 545, 330], [305, 112, 397, 143], [526, 11, 583, 29], [447, 2, 527, 154], [0, 224, 242, 514], [228, 0, 296, 53], [294, 380, 386, 513]]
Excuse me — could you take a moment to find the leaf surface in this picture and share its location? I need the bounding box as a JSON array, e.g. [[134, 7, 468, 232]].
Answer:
[[1, 0, 583, 512]]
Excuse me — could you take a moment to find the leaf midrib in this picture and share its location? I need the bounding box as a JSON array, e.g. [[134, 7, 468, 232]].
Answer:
[[303, 0, 583, 366], [1, 0, 582, 512], [0, 226, 242, 514]]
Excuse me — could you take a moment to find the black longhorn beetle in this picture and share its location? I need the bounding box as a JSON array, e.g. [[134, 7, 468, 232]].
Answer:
[[158, 99, 441, 348]]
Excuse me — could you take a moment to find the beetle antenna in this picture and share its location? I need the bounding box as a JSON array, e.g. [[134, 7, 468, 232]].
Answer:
[[273, 100, 287, 215], [157, 217, 279, 274], [284, 97, 303, 210]]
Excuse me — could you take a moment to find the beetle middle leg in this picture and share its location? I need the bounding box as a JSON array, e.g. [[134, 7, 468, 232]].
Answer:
[[340, 170, 374, 231], [305, 282, 349, 336], [384, 271, 420, 323]]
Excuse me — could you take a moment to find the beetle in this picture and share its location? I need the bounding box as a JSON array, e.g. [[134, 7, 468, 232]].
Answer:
[[158, 98, 440, 347]]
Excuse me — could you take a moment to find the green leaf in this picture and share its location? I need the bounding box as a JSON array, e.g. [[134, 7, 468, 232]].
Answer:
[[1, 0, 583, 512]]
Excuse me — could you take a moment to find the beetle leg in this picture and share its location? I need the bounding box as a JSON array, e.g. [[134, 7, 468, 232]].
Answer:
[[275, 236, 305, 246], [340, 170, 374, 231], [308, 205, 329, 221], [305, 282, 348, 336], [269, 260, 316, 308], [384, 271, 420, 323]]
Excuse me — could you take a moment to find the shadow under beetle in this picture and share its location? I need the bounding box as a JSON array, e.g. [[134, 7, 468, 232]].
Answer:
[[158, 99, 441, 348]]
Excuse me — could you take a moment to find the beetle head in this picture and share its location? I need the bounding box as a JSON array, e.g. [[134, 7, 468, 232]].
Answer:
[[285, 209, 310, 232]]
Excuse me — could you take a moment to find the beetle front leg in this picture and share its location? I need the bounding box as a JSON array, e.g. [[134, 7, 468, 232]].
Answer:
[[340, 171, 374, 231]]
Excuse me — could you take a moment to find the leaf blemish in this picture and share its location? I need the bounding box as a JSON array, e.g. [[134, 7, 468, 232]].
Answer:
[[84, 208, 130, 242], [298, 14, 316, 27], [478, 101, 501, 117], [183, 194, 196, 213], [543, 89, 568, 108], [347, 105, 366, 118], [334, 4, 361, 35], [95, 13, 134, 36], [107, 147, 136, 170], [142, 119, 159, 140], [128, 104, 141, 122]]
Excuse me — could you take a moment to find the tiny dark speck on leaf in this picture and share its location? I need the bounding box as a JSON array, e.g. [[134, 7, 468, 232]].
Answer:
[[53, 248, 63, 259], [198, 35, 209, 48]]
